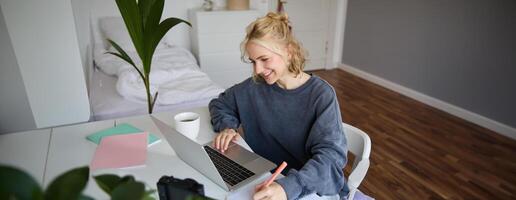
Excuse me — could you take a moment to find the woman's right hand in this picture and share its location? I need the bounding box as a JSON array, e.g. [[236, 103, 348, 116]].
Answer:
[[213, 128, 240, 153]]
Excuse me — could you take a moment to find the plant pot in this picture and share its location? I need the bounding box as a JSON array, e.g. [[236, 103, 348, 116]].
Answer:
[[227, 0, 249, 10]]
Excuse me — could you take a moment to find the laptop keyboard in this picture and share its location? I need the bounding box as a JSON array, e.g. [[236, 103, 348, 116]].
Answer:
[[203, 146, 255, 186]]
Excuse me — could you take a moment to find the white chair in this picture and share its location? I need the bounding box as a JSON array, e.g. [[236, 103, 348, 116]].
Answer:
[[342, 123, 372, 200]]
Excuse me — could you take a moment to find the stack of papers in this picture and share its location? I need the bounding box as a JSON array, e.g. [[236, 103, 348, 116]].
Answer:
[[87, 124, 160, 170], [90, 132, 148, 170], [86, 123, 161, 146]]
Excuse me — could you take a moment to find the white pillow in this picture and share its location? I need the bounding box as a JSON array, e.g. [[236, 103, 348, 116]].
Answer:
[[99, 17, 132, 49], [99, 16, 167, 52], [107, 43, 168, 54]]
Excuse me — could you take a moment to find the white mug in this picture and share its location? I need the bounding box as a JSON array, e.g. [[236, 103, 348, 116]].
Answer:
[[173, 112, 200, 140]]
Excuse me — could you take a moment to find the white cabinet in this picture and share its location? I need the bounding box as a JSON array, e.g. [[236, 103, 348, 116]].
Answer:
[[189, 9, 260, 89]]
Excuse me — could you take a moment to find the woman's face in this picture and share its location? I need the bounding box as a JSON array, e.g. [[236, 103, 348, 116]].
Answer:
[[246, 42, 289, 85]]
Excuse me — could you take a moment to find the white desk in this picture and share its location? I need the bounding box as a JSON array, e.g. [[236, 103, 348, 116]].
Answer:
[[44, 119, 115, 199], [0, 106, 332, 200], [3, 107, 227, 199], [0, 129, 51, 183]]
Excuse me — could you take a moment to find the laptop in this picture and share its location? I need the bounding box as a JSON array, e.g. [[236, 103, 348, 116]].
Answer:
[[151, 116, 276, 191]]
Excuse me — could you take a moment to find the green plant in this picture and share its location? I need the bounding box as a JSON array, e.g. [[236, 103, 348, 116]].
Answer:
[[93, 174, 155, 200], [0, 165, 155, 200], [108, 0, 190, 114]]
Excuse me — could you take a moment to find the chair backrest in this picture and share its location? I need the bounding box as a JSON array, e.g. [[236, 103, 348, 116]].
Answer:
[[342, 123, 371, 171]]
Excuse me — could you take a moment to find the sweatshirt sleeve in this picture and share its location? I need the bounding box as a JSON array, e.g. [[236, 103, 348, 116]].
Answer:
[[276, 86, 348, 199], [208, 85, 241, 132]]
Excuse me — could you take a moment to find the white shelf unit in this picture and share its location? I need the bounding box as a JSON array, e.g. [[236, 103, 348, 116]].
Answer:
[[189, 9, 260, 89]]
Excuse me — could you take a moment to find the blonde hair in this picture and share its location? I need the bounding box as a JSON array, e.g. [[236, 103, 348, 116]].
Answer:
[[241, 12, 307, 81]]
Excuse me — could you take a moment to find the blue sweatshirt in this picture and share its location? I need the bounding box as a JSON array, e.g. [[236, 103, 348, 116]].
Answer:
[[208, 75, 349, 199]]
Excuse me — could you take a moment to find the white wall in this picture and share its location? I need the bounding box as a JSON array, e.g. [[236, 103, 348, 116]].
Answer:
[[328, 0, 347, 68], [341, 0, 516, 139], [90, 0, 203, 51], [0, 0, 91, 129], [0, 6, 36, 134], [71, 0, 92, 91], [90, 0, 270, 52]]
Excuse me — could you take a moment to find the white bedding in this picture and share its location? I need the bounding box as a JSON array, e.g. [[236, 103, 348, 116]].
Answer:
[[89, 67, 218, 120], [94, 45, 224, 106]]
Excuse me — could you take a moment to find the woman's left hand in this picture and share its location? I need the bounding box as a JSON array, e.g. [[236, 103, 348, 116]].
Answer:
[[253, 182, 287, 200]]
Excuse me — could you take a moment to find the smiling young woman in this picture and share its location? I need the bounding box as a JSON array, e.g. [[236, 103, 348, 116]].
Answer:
[[209, 12, 349, 200]]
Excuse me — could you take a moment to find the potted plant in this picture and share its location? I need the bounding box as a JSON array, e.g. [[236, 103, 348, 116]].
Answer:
[[108, 0, 190, 114], [0, 165, 155, 200]]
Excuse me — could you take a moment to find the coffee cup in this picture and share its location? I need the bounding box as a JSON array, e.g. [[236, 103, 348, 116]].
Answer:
[[173, 112, 200, 140]]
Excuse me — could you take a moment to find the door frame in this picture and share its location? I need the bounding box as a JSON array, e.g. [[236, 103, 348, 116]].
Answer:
[[267, 0, 348, 69]]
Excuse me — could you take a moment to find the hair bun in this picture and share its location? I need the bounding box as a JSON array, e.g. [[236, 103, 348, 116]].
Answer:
[[266, 12, 289, 23], [279, 13, 289, 23], [266, 12, 291, 31]]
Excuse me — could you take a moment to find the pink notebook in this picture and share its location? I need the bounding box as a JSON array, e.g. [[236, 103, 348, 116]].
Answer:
[[90, 132, 148, 171]]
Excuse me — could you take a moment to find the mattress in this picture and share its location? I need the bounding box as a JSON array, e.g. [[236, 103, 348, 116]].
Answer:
[[89, 68, 217, 121]]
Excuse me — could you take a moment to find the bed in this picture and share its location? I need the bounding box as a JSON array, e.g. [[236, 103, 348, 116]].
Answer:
[[89, 16, 224, 120]]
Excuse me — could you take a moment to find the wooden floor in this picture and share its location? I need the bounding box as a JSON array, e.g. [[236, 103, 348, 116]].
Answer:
[[312, 69, 516, 200]]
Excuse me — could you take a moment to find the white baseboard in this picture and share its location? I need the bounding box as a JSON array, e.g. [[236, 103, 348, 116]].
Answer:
[[338, 63, 516, 140]]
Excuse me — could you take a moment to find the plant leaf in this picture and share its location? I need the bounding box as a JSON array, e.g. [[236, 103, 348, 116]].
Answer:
[[140, 0, 165, 72], [113, 0, 189, 115], [79, 194, 95, 200], [107, 39, 146, 82], [139, 0, 162, 30], [146, 0, 164, 30], [107, 39, 137, 68], [93, 174, 121, 195], [142, 196, 156, 200], [106, 51, 146, 82], [142, 189, 157, 200], [144, 189, 156, 196], [0, 165, 44, 200], [44, 166, 89, 200], [115, 0, 144, 59], [141, 17, 190, 74], [111, 181, 145, 200], [119, 175, 136, 184]]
